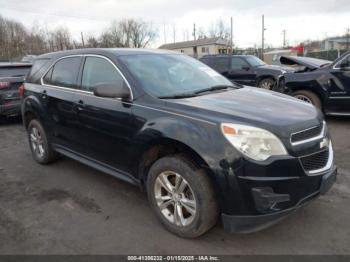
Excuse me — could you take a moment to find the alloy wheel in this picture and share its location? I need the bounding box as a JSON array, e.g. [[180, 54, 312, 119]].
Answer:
[[154, 171, 197, 227], [260, 80, 274, 90], [30, 127, 45, 158], [295, 94, 313, 104]]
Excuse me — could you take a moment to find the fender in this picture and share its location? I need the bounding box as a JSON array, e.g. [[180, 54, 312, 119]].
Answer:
[[128, 115, 235, 180], [21, 94, 48, 130], [283, 71, 329, 102]]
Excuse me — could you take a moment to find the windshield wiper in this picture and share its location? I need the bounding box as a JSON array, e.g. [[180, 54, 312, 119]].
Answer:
[[158, 92, 197, 99], [194, 85, 236, 95]]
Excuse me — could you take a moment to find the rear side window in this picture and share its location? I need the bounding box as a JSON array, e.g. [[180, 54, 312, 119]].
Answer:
[[43, 57, 81, 89], [205, 57, 229, 73], [27, 59, 49, 81], [81, 57, 125, 92]]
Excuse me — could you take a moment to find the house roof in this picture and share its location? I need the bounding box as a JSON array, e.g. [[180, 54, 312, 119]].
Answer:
[[326, 36, 350, 43], [158, 37, 229, 50]]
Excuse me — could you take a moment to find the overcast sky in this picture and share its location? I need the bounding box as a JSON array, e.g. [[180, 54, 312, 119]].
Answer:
[[0, 0, 349, 48]]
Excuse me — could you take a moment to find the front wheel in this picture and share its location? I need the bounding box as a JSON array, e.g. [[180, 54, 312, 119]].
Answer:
[[258, 78, 275, 90], [147, 155, 218, 238], [292, 90, 322, 109]]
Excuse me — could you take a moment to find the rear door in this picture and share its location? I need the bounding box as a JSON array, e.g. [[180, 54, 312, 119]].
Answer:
[[72, 55, 133, 173], [201, 57, 230, 77], [327, 53, 350, 113], [228, 57, 256, 86], [41, 56, 83, 148]]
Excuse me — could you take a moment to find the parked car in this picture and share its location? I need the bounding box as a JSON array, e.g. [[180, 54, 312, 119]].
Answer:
[[200, 54, 292, 89], [278, 52, 350, 115], [22, 49, 336, 238], [0, 62, 32, 117]]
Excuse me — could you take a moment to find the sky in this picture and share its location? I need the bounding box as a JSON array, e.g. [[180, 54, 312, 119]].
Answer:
[[0, 0, 349, 48]]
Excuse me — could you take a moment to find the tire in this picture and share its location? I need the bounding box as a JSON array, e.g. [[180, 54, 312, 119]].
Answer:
[[258, 78, 275, 90], [292, 90, 322, 109], [147, 155, 218, 238], [27, 119, 58, 164]]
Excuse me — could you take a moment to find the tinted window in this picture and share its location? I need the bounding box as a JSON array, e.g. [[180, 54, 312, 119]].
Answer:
[[231, 58, 249, 70], [205, 57, 229, 73], [44, 57, 81, 88], [29, 59, 49, 77], [245, 56, 265, 67], [337, 54, 350, 68], [82, 57, 125, 92]]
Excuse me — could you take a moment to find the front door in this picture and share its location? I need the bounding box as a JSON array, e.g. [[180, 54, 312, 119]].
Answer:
[[328, 53, 350, 113], [228, 57, 256, 86], [73, 56, 133, 173]]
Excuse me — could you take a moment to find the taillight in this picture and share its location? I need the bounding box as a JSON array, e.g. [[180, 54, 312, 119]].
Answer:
[[19, 84, 25, 97], [0, 81, 10, 89]]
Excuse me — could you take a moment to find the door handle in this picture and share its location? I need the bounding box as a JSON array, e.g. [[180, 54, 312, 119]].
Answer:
[[41, 90, 47, 99], [77, 100, 84, 111]]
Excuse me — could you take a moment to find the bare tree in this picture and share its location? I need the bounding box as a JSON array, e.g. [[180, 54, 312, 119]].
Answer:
[[0, 15, 157, 61], [209, 19, 230, 39]]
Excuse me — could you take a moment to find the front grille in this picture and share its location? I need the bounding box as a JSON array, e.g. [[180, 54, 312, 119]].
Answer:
[[300, 149, 329, 172], [291, 125, 323, 144]]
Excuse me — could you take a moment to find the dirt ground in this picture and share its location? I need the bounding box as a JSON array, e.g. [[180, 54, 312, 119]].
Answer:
[[0, 116, 349, 255]]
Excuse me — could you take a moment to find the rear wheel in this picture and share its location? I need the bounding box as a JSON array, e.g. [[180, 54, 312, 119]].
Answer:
[[27, 119, 58, 164], [292, 90, 322, 109], [147, 155, 218, 238]]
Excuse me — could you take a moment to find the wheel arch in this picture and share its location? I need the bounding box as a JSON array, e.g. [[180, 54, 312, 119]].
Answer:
[[22, 95, 47, 130], [137, 137, 214, 191]]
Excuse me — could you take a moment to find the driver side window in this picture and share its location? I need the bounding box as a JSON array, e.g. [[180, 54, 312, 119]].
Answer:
[[231, 58, 249, 70], [82, 56, 125, 92]]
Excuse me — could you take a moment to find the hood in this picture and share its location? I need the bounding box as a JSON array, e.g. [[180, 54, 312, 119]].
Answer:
[[257, 64, 295, 73], [168, 87, 321, 138], [280, 56, 332, 70]]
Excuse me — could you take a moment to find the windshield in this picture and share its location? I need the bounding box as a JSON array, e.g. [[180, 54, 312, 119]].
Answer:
[[119, 54, 234, 98], [245, 56, 266, 67]]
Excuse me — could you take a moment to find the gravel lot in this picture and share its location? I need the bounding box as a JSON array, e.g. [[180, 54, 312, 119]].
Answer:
[[0, 116, 349, 255]]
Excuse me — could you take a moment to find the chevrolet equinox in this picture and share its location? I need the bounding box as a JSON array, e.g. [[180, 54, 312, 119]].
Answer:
[[21, 49, 337, 238]]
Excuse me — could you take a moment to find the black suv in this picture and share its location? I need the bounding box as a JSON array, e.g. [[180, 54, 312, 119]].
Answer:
[[278, 51, 350, 115], [22, 49, 336, 238], [0, 62, 31, 117], [200, 55, 291, 89]]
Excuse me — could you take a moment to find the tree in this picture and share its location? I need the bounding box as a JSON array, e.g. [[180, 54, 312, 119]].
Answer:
[[208, 19, 230, 39]]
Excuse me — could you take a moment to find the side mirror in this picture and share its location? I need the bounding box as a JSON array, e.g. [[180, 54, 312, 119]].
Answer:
[[93, 83, 130, 100], [242, 66, 250, 71]]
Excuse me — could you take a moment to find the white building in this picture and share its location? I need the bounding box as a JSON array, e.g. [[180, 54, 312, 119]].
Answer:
[[158, 37, 230, 58]]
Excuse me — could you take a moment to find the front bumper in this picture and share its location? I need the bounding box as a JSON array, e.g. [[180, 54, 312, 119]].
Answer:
[[221, 166, 337, 233]]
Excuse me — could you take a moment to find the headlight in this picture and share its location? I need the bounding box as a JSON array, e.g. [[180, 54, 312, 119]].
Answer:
[[221, 123, 288, 161]]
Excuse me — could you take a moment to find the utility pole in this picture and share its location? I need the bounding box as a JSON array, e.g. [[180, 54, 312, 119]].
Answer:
[[346, 28, 350, 50], [193, 23, 196, 41], [261, 15, 266, 60], [230, 17, 233, 54], [173, 24, 176, 43], [163, 20, 167, 44], [81, 32, 85, 48], [282, 29, 287, 48]]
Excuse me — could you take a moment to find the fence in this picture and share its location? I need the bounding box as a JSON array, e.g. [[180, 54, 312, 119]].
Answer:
[[305, 49, 348, 61]]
